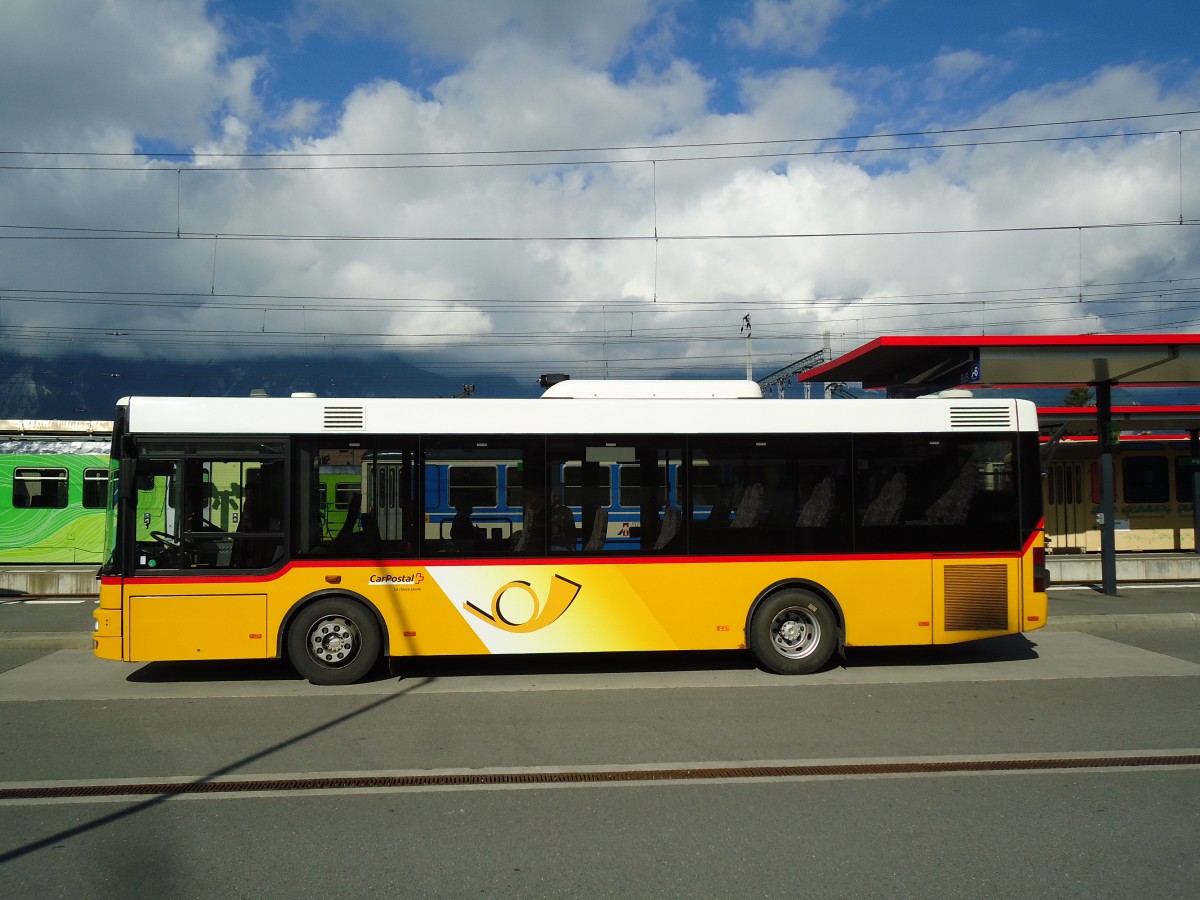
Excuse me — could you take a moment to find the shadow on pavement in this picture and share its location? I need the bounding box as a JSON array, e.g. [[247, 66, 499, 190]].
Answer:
[[843, 634, 1039, 668], [120, 639, 1039, 684]]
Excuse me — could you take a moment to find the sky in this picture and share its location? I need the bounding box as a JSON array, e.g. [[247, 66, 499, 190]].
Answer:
[[1, 0, 1199, 399]]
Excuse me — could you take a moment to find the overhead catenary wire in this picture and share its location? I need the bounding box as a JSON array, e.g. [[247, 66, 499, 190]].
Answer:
[[1, 218, 1196, 244], [0, 110, 1197, 170]]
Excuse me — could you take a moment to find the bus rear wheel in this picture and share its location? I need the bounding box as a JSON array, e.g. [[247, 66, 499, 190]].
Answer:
[[287, 597, 381, 685], [748, 589, 836, 675]]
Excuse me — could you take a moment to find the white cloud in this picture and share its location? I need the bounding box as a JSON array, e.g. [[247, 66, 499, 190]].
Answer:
[[274, 99, 325, 133], [723, 0, 848, 56], [289, 0, 664, 66], [932, 49, 994, 83], [0, 0, 260, 148]]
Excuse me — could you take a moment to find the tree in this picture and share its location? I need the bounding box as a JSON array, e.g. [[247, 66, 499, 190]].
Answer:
[[1062, 387, 1095, 407]]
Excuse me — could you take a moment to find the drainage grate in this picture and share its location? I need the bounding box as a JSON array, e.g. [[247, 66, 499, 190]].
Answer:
[[3, 755, 1197, 801]]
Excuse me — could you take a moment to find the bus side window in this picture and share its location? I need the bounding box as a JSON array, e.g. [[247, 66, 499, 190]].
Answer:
[[548, 443, 619, 552], [422, 441, 543, 556]]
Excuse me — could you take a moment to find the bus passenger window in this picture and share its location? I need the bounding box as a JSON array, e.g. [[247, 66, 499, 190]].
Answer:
[[423, 441, 544, 556]]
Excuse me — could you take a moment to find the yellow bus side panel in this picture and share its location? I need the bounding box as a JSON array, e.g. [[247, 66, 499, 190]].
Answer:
[[104, 553, 1031, 663], [128, 593, 268, 661], [337, 557, 937, 655]]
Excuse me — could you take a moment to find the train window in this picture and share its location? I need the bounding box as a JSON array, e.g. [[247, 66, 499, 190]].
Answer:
[[82, 468, 109, 509], [1121, 456, 1169, 503], [617, 463, 671, 509], [504, 465, 523, 509], [560, 463, 613, 509], [333, 483, 358, 509], [1176, 457, 1196, 503], [448, 464, 499, 510], [13, 468, 68, 509]]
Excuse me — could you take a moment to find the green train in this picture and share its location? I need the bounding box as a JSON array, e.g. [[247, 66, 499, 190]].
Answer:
[[0, 420, 114, 564]]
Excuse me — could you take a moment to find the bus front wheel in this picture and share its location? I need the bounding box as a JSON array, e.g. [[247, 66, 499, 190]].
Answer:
[[287, 597, 381, 685], [748, 589, 836, 675]]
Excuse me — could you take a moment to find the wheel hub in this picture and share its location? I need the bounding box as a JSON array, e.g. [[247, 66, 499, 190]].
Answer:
[[771, 608, 820, 658], [779, 619, 806, 642], [309, 616, 356, 664]]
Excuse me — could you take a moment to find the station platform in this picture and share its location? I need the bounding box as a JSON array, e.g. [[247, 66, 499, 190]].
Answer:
[[1046, 552, 1200, 584], [0, 565, 99, 597]]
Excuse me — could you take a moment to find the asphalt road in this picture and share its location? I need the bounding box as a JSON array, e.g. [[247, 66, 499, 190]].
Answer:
[[1, 621, 1198, 898]]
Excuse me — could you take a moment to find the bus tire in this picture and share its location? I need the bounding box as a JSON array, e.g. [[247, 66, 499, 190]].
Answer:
[[287, 597, 381, 685], [748, 589, 836, 675]]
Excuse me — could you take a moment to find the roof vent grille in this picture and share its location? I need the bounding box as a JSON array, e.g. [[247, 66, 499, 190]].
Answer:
[[949, 405, 1012, 429], [324, 406, 364, 430]]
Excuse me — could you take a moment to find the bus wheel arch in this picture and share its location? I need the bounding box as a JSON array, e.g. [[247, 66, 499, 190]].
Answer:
[[746, 580, 843, 675], [283, 591, 385, 685]]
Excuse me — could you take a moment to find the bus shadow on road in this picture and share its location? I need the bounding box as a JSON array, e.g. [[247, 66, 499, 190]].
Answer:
[[123, 650, 760, 684], [125, 658, 305, 683], [388, 649, 758, 679], [842, 634, 1039, 669], [120, 639, 1043, 684], [120, 639, 1039, 684]]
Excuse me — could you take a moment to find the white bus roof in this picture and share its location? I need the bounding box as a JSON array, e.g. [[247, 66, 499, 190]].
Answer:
[[117, 389, 1038, 436]]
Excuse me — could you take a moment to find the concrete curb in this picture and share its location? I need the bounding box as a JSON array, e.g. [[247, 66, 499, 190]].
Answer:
[[1, 613, 1198, 652], [1040, 613, 1200, 632]]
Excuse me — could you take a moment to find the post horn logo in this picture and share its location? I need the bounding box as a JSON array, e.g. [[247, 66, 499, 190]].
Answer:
[[464, 574, 582, 633]]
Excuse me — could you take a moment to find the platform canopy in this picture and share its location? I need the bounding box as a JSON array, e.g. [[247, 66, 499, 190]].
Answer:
[[797, 334, 1200, 396]]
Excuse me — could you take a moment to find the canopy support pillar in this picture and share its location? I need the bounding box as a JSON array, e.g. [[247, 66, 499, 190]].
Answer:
[[1096, 382, 1118, 595]]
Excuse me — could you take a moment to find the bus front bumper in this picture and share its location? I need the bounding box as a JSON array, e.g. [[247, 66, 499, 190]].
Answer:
[[93, 609, 123, 660]]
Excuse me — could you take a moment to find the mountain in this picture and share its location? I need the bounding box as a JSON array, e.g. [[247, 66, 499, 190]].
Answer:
[[0, 352, 537, 420]]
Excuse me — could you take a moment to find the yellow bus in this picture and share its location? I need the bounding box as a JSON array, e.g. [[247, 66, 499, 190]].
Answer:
[[95, 381, 1048, 684]]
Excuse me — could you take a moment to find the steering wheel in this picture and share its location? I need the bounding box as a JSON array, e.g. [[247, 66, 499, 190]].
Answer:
[[150, 530, 181, 548]]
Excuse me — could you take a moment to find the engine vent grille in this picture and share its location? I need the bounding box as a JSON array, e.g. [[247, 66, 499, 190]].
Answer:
[[943, 564, 1009, 631], [949, 405, 1013, 429], [324, 406, 364, 430]]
